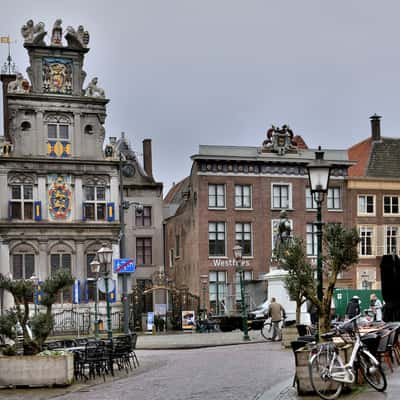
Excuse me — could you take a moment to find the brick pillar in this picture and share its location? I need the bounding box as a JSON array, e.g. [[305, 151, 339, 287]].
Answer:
[[143, 138, 153, 177]]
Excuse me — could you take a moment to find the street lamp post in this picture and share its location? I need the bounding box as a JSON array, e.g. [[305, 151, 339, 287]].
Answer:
[[97, 244, 113, 339], [90, 259, 101, 339], [307, 146, 332, 341], [233, 244, 250, 341], [200, 275, 208, 320]]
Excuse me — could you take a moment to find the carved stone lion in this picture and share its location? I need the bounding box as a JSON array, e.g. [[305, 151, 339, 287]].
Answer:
[[65, 25, 90, 48], [84, 77, 105, 98], [21, 20, 46, 45], [8, 73, 30, 93]]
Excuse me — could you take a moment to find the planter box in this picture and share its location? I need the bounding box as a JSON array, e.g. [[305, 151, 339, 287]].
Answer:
[[0, 354, 74, 388], [294, 344, 352, 395]]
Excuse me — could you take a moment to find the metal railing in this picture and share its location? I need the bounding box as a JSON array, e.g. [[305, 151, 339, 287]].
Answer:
[[51, 309, 124, 336]]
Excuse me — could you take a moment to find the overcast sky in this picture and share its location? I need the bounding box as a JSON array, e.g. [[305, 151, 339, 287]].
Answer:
[[1, 1, 400, 194]]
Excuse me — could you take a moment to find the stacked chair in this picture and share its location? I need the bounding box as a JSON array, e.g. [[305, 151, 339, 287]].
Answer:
[[73, 333, 139, 382]]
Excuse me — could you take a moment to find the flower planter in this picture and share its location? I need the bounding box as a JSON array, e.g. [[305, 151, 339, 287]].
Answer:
[[294, 344, 353, 395], [0, 354, 74, 388]]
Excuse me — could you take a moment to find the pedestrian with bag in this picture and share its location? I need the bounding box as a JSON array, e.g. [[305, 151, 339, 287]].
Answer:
[[345, 295, 361, 319]]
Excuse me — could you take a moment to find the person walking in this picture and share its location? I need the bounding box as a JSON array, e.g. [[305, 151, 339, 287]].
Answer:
[[370, 293, 383, 322], [267, 297, 286, 341], [306, 299, 318, 327], [345, 296, 361, 319]]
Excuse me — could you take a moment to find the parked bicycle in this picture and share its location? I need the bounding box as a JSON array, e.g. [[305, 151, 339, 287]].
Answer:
[[308, 314, 386, 399], [261, 317, 285, 341]]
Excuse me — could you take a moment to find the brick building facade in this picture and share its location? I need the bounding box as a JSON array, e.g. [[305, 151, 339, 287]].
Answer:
[[348, 115, 400, 290], [165, 127, 352, 314]]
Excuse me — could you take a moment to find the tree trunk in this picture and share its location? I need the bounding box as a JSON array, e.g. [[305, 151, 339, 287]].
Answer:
[[320, 302, 331, 334], [296, 300, 301, 324]]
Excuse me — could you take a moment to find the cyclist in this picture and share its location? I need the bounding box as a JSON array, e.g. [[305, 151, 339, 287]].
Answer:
[[266, 297, 286, 341]]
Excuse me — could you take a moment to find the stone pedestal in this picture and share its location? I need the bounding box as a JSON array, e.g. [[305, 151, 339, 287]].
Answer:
[[264, 267, 310, 324]]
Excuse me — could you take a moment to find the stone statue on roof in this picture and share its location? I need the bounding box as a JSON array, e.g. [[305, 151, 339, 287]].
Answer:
[[8, 73, 30, 93], [21, 19, 46, 45], [65, 25, 90, 48], [84, 77, 105, 98], [262, 124, 297, 155], [51, 19, 63, 46]]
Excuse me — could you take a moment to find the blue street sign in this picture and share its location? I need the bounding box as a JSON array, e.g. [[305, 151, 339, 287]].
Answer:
[[114, 258, 136, 274]]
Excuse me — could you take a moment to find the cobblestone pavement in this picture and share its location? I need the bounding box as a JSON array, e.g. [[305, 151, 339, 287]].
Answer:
[[0, 342, 293, 400]]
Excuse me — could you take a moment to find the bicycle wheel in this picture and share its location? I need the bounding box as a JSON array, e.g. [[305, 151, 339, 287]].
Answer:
[[358, 350, 387, 392], [261, 321, 273, 340], [309, 350, 344, 400]]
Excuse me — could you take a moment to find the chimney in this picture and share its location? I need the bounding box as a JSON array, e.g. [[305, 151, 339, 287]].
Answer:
[[0, 73, 16, 141], [370, 114, 381, 141], [143, 139, 153, 177]]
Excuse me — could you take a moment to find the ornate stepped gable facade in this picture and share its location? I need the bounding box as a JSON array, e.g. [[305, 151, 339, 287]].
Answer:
[[164, 125, 353, 314], [0, 19, 121, 311]]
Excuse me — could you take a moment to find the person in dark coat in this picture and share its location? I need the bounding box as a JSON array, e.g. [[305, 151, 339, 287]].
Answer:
[[345, 296, 360, 319]]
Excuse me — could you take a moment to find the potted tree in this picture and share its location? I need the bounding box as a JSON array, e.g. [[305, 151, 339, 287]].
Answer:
[[0, 269, 75, 387]]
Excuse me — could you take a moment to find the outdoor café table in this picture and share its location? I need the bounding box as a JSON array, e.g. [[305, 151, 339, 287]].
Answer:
[[359, 324, 385, 335]]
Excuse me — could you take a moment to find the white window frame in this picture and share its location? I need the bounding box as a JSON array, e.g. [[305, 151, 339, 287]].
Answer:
[[208, 222, 226, 257], [235, 222, 253, 257], [305, 187, 317, 210], [83, 185, 107, 221], [9, 183, 34, 220], [235, 184, 252, 209], [47, 123, 70, 141], [208, 184, 226, 209], [306, 223, 318, 257], [271, 183, 292, 210], [327, 187, 342, 210], [209, 271, 228, 314], [385, 225, 399, 255], [383, 195, 400, 216], [358, 194, 376, 216], [358, 225, 375, 257]]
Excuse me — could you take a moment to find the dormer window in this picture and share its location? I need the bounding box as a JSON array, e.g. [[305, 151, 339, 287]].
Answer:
[[45, 114, 72, 158], [48, 124, 69, 140]]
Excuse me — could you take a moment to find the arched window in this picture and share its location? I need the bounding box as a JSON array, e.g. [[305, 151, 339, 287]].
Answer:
[[10, 242, 37, 303], [49, 243, 73, 303], [12, 252, 35, 280]]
